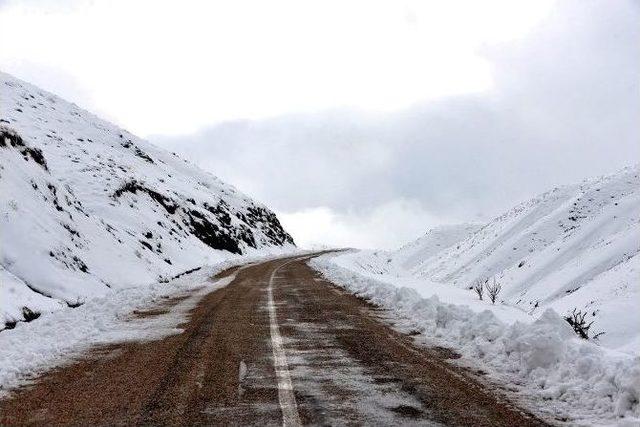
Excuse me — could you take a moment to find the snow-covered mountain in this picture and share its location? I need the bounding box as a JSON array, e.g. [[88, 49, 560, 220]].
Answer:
[[0, 72, 294, 329], [386, 166, 640, 352]]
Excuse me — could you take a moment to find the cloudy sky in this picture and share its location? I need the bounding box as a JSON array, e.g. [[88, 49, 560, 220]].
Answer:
[[1, 0, 638, 249]]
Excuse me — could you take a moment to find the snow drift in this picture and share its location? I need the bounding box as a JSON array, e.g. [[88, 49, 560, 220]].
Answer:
[[310, 256, 640, 425], [0, 71, 294, 329]]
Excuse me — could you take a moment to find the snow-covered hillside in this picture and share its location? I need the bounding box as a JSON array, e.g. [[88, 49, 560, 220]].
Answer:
[[393, 224, 482, 271], [328, 225, 480, 278], [310, 167, 640, 424], [406, 166, 640, 352], [0, 72, 294, 329], [336, 167, 640, 353]]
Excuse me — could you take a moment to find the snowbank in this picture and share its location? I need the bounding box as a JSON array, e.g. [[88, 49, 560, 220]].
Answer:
[[311, 254, 640, 425]]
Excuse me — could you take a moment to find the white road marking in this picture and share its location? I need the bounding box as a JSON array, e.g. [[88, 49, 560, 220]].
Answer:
[[267, 258, 305, 427], [238, 360, 247, 397]]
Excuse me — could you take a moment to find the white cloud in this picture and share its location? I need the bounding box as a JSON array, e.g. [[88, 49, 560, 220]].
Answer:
[[153, 0, 640, 248], [0, 0, 554, 136]]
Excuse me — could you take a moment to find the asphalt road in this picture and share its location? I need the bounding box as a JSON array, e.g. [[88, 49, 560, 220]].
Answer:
[[0, 254, 547, 426]]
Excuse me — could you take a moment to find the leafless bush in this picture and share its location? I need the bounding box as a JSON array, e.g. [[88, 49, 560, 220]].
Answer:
[[564, 308, 604, 340], [486, 277, 501, 304], [472, 278, 485, 301]]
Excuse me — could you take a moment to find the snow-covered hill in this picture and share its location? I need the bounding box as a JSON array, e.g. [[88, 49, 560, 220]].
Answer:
[[310, 167, 640, 423], [324, 165, 640, 352], [406, 166, 640, 352], [0, 72, 294, 329]]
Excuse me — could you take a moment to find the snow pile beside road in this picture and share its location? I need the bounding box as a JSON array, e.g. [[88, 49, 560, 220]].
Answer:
[[0, 266, 65, 327], [310, 255, 640, 425]]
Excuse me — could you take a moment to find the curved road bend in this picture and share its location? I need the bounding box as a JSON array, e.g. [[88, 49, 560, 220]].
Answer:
[[0, 253, 547, 426]]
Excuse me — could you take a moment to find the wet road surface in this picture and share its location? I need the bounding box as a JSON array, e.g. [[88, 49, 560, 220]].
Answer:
[[0, 254, 547, 426]]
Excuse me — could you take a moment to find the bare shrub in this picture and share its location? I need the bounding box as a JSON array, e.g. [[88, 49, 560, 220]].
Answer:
[[472, 278, 485, 301], [486, 277, 502, 304], [564, 308, 604, 340]]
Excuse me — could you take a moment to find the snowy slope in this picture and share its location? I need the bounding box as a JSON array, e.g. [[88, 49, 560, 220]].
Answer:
[[341, 167, 640, 353], [310, 166, 640, 423], [409, 166, 640, 352], [0, 71, 294, 329], [393, 224, 482, 271], [328, 225, 481, 279]]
